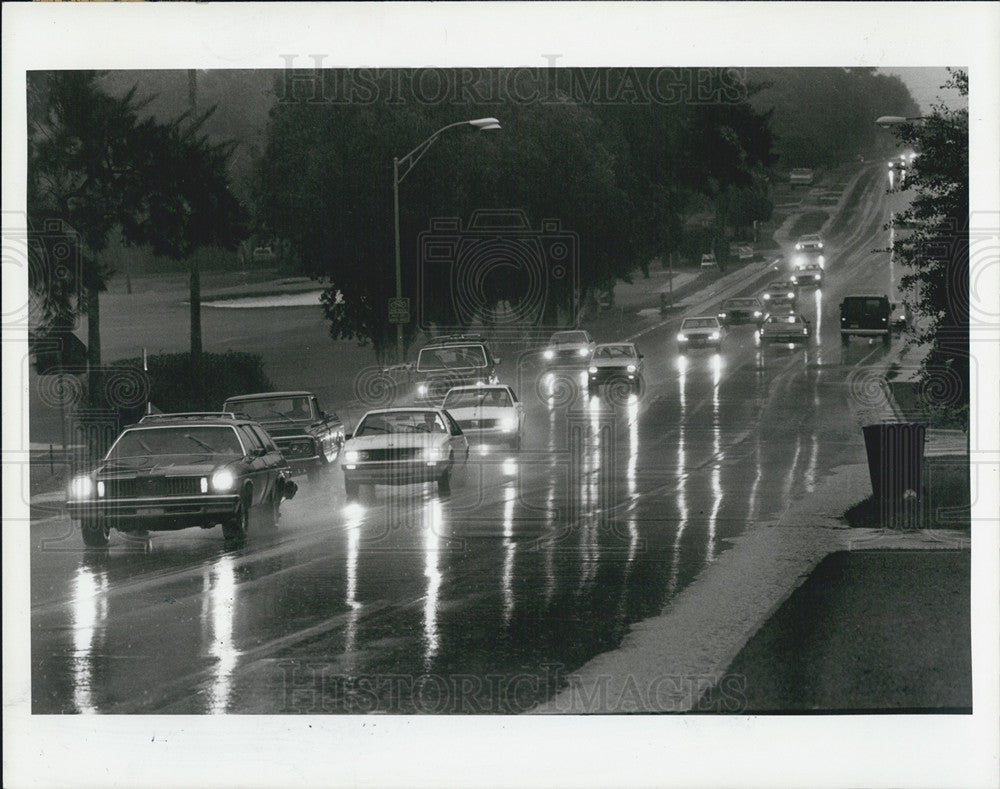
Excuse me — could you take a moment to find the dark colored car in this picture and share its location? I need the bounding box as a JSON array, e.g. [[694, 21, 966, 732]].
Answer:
[[840, 294, 892, 346], [718, 297, 764, 326], [761, 281, 798, 310], [66, 413, 297, 547], [223, 391, 345, 481], [791, 262, 824, 288], [412, 335, 501, 404]]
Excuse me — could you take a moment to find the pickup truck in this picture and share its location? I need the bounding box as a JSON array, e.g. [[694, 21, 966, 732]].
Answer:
[[223, 391, 345, 481]]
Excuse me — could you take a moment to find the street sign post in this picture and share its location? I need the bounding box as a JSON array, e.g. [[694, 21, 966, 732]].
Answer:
[[388, 297, 410, 324]]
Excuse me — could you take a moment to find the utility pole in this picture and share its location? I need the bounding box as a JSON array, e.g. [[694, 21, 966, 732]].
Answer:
[[187, 70, 203, 390]]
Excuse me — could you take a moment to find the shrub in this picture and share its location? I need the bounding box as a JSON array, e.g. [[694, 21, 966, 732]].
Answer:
[[109, 351, 275, 414]]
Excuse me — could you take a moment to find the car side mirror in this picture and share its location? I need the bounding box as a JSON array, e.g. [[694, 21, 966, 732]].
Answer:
[[344, 432, 352, 440], [638, 353, 644, 359]]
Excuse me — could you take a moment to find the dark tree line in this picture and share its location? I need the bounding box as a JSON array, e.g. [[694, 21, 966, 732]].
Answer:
[[748, 67, 921, 169], [256, 68, 775, 359]]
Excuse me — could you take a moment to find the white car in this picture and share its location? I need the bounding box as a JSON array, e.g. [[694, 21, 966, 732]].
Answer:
[[441, 385, 524, 450], [341, 408, 469, 497], [542, 330, 595, 366], [677, 316, 726, 350], [700, 252, 718, 268], [588, 342, 643, 391]]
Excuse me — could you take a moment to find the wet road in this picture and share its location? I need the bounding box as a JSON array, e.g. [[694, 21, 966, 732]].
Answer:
[[31, 166, 907, 713]]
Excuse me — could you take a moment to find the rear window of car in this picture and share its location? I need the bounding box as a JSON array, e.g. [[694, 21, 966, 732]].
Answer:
[[226, 396, 312, 421], [417, 345, 488, 371], [108, 426, 243, 459]]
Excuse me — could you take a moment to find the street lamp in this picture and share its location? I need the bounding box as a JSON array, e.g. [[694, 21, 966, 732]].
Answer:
[[875, 115, 926, 127], [392, 117, 501, 363]]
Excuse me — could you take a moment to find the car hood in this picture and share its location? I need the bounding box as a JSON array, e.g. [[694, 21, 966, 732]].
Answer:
[[345, 434, 450, 451]]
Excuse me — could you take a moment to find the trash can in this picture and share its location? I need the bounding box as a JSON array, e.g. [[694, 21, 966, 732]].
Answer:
[[862, 422, 926, 526]]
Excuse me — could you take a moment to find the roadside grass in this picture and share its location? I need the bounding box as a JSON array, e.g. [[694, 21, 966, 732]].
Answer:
[[842, 455, 970, 530], [823, 164, 880, 238], [787, 210, 828, 239]]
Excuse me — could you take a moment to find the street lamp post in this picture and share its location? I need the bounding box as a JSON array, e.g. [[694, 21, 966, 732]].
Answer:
[[392, 117, 501, 363], [875, 115, 926, 127]]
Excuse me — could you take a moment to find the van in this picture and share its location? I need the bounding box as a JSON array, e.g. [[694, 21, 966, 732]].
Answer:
[[840, 295, 891, 346]]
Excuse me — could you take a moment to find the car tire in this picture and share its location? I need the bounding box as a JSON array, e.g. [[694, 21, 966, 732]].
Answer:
[[81, 518, 110, 548], [510, 433, 521, 451], [438, 461, 452, 495], [882, 333, 891, 347], [344, 478, 360, 500], [841, 333, 850, 346], [222, 498, 250, 542]]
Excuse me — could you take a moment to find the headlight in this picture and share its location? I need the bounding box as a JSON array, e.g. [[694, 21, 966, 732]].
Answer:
[[417, 384, 428, 396], [343, 450, 359, 465], [802, 328, 809, 335], [211, 468, 236, 492], [817, 243, 823, 249], [69, 475, 94, 499], [791, 276, 798, 283], [677, 333, 688, 342], [588, 366, 597, 374], [626, 364, 636, 373], [718, 312, 726, 319], [795, 243, 802, 250], [501, 416, 518, 432], [578, 348, 589, 356], [543, 349, 554, 360], [763, 293, 771, 300], [423, 446, 445, 461], [753, 311, 761, 318], [787, 292, 794, 299], [709, 332, 720, 340]]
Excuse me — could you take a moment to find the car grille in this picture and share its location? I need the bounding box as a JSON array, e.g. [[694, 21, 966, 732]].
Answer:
[[457, 419, 500, 430], [103, 476, 203, 498], [278, 437, 317, 457], [358, 448, 421, 462]]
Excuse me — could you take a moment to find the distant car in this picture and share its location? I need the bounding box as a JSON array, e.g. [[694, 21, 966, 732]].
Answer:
[[789, 168, 814, 186], [677, 316, 725, 350], [341, 408, 469, 498], [223, 391, 345, 481], [761, 281, 798, 310], [795, 234, 824, 253], [441, 385, 524, 450], [66, 412, 297, 546], [718, 297, 764, 326], [413, 335, 500, 403], [542, 329, 596, 367], [890, 302, 909, 334], [759, 312, 812, 344], [791, 262, 824, 287], [700, 252, 718, 269], [840, 294, 891, 346], [728, 243, 754, 262], [588, 342, 644, 391]]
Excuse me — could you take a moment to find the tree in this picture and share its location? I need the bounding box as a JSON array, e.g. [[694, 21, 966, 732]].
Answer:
[[890, 69, 969, 431], [28, 72, 157, 404], [28, 71, 246, 405]]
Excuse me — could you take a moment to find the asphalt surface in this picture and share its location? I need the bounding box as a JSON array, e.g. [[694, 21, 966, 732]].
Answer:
[[29, 164, 922, 714]]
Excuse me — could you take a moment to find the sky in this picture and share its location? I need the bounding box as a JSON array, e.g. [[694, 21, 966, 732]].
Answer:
[[880, 67, 967, 114]]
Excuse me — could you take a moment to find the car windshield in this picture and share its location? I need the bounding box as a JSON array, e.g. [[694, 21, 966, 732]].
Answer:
[[550, 331, 589, 345], [354, 411, 446, 436], [593, 345, 635, 360], [107, 426, 243, 460], [228, 396, 312, 421], [682, 318, 718, 329], [768, 283, 792, 291], [725, 299, 757, 308], [443, 388, 512, 409], [417, 345, 487, 370]]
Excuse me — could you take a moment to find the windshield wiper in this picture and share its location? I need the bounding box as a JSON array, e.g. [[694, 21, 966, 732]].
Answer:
[[185, 434, 216, 452], [265, 406, 295, 423]]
